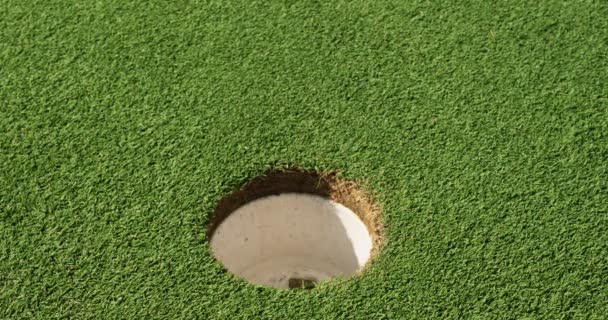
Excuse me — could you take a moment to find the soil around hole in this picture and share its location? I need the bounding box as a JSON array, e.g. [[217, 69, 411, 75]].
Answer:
[[208, 168, 384, 263]]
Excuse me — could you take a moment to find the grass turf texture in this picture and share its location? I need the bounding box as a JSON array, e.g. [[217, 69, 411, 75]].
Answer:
[[1, 0, 607, 318]]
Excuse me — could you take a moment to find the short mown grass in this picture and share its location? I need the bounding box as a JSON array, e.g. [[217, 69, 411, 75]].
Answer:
[[1, 1, 607, 319]]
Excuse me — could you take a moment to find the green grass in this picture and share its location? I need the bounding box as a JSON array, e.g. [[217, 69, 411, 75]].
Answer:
[[1, 0, 607, 318]]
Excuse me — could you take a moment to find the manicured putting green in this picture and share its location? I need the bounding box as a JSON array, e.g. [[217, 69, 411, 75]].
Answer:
[[1, 0, 607, 319]]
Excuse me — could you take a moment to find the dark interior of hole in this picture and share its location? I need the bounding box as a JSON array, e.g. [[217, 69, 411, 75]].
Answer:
[[288, 277, 317, 289]]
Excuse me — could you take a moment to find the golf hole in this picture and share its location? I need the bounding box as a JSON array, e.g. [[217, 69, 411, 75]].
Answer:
[[208, 169, 382, 289]]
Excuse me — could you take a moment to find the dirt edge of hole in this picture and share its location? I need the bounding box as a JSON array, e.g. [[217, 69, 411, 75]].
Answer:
[[208, 167, 385, 266]]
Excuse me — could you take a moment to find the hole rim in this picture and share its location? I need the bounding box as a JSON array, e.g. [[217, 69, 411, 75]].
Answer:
[[207, 167, 385, 287]]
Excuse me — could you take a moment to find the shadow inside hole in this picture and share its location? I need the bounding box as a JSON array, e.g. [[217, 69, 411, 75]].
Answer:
[[288, 277, 317, 290]]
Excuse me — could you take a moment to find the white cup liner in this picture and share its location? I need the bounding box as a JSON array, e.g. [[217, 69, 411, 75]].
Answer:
[[210, 193, 373, 289]]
